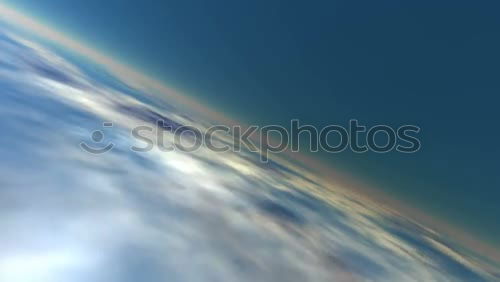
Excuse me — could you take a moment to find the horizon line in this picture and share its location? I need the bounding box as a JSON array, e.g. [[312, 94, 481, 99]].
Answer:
[[1, 1, 499, 264]]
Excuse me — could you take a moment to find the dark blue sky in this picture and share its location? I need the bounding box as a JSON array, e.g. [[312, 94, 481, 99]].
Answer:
[[7, 0, 500, 247]]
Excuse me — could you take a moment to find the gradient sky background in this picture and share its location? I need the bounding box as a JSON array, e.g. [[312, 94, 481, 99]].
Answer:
[[3, 0, 499, 249]]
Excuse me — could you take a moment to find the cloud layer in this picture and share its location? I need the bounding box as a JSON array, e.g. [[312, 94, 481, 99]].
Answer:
[[0, 23, 498, 282]]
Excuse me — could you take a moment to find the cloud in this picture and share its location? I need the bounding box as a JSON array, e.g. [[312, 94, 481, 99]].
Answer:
[[0, 18, 496, 282]]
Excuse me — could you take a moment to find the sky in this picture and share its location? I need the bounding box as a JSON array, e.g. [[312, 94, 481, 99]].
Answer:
[[2, 0, 499, 251]]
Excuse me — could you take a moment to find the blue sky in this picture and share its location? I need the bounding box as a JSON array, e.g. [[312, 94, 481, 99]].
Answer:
[[4, 0, 500, 249]]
